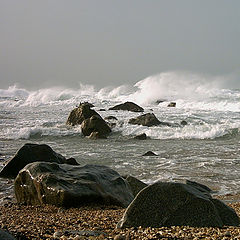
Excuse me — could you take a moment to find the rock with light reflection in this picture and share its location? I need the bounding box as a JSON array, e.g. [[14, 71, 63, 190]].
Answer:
[[14, 162, 134, 208]]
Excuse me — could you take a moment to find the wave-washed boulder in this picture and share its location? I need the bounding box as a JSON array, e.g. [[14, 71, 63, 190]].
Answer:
[[129, 113, 171, 127], [66, 102, 100, 126], [117, 182, 240, 228], [15, 162, 134, 208], [81, 115, 112, 137], [109, 101, 144, 112], [0, 143, 78, 179]]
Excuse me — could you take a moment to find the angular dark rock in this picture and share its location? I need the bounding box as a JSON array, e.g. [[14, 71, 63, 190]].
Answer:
[[14, 162, 134, 208], [142, 151, 158, 156], [109, 102, 144, 112], [66, 103, 100, 126], [65, 158, 79, 165], [0, 143, 78, 179], [134, 133, 147, 140], [125, 175, 148, 197], [129, 113, 171, 127], [81, 115, 111, 137], [186, 180, 213, 196], [117, 182, 240, 228]]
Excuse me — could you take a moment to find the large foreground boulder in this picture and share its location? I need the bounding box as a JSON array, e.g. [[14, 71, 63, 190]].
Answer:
[[66, 102, 100, 126], [117, 182, 240, 228], [129, 113, 171, 127], [15, 162, 134, 208], [109, 102, 144, 112], [0, 230, 16, 240], [0, 143, 78, 179], [81, 115, 112, 137]]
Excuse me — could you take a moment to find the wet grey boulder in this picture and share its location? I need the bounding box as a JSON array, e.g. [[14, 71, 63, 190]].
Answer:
[[81, 115, 111, 137], [66, 102, 100, 126], [125, 175, 148, 197], [15, 162, 134, 208], [117, 182, 240, 228], [129, 113, 171, 127], [0, 143, 78, 179], [186, 180, 213, 196], [109, 101, 144, 112]]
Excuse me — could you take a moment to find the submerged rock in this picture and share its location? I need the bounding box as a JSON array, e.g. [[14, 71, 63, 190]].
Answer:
[[134, 133, 147, 140], [142, 151, 158, 156], [129, 113, 171, 127], [180, 120, 188, 126], [109, 102, 144, 112], [15, 162, 134, 208], [0, 143, 78, 179], [81, 115, 111, 137], [66, 102, 100, 126], [117, 182, 240, 228]]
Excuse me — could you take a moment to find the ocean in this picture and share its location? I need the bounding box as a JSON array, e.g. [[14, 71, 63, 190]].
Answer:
[[1, 72, 240, 203]]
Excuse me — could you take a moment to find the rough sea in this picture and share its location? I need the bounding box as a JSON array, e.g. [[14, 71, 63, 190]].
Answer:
[[1, 72, 240, 204]]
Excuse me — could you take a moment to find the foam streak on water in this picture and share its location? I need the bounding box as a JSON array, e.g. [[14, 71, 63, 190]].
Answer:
[[0, 72, 240, 199]]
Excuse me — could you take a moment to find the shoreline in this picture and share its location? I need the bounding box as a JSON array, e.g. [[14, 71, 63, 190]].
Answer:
[[1, 195, 240, 240]]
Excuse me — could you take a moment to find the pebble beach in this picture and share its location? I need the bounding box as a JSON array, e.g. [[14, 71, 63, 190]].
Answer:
[[1, 198, 240, 240]]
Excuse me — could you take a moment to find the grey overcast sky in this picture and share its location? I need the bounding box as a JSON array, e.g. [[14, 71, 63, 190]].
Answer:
[[1, 0, 240, 89]]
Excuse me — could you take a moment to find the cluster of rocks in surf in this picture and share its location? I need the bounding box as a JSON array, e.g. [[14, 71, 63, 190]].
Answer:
[[66, 100, 185, 140]]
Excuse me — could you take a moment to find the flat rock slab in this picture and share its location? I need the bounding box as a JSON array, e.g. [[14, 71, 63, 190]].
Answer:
[[15, 162, 134, 208]]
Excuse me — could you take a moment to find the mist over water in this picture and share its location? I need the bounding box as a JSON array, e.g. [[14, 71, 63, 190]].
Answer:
[[1, 71, 240, 200]]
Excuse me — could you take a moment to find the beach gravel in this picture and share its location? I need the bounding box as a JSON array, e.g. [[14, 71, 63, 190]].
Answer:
[[1, 202, 240, 239]]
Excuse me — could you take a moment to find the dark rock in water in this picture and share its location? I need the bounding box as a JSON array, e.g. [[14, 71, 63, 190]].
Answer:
[[142, 151, 158, 156], [129, 113, 171, 127], [78, 101, 94, 108], [0, 143, 78, 179], [81, 115, 111, 137], [181, 120, 188, 126], [167, 102, 176, 107], [66, 102, 100, 126], [0, 230, 16, 240], [14, 162, 134, 208], [117, 182, 240, 228], [186, 180, 213, 196], [99, 109, 106, 111], [104, 116, 118, 121], [134, 133, 147, 140], [88, 131, 107, 140], [125, 175, 148, 197], [65, 158, 79, 165], [109, 101, 144, 112], [155, 100, 165, 104]]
